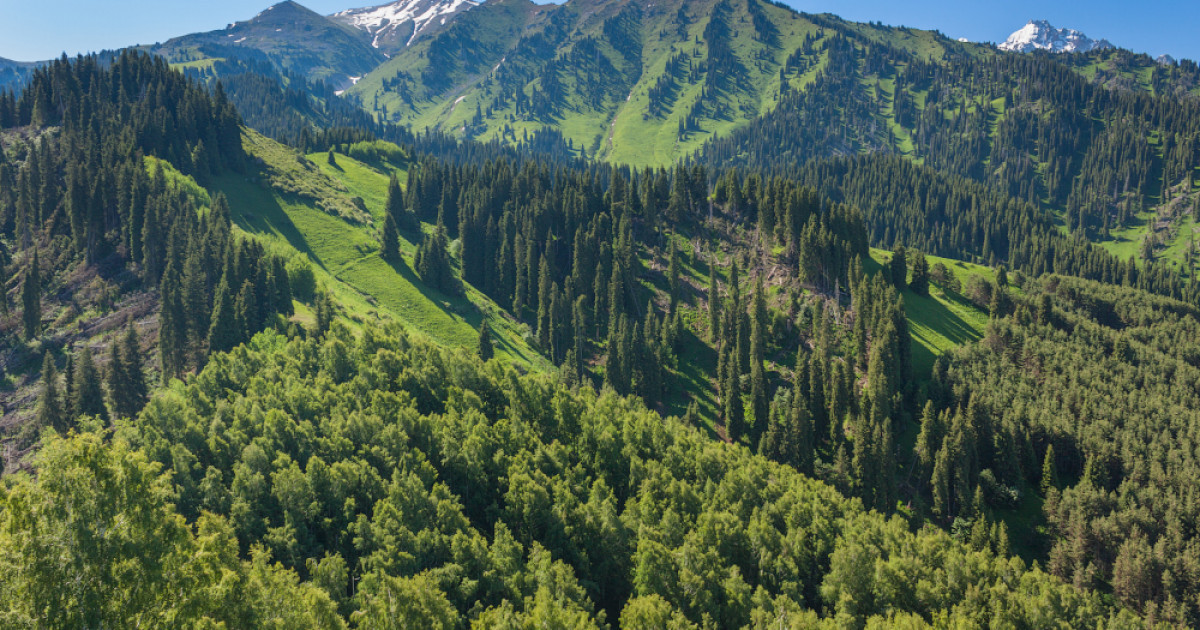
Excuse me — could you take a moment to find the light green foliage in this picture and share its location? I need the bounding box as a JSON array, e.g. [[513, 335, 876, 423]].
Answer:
[[0, 322, 1120, 627], [0, 432, 343, 628]]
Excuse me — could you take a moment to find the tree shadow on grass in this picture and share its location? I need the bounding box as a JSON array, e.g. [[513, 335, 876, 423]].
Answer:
[[666, 327, 721, 440], [904, 288, 985, 377], [215, 176, 325, 270]]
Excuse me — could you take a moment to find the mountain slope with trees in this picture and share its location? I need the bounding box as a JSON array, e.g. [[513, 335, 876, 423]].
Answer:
[[0, 321, 1145, 627]]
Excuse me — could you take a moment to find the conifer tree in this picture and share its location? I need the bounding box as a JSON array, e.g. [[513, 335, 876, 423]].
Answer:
[[314, 290, 334, 338], [750, 277, 769, 436], [478, 320, 494, 361], [235, 280, 257, 341], [1042, 444, 1058, 495], [793, 394, 815, 476], [708, 260, 720, 341], [668, 240, 680, 316], [106, 340, 130, 419], [63, 353, 75, 419], [385, 174, 413, 232], [21, 250, 40, 341], [724, 350, 745, 443], [271, 256, 294, 317], [536, 254, 553, 349], [890, 245, 907, 290], [71, 346, 107, 421], [159, 265, 188, 379], [380, 212, 401, 264], [208, 274, 240, 354], [909, 250, 929, 296], [571, 296, 587, 380], [36, 352, 65, 432], [121, 326, 148, 415]]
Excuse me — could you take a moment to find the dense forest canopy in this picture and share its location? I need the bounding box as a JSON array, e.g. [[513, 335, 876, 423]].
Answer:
[[2, 0, 1200, 624], [0, 322, 1144, 627]]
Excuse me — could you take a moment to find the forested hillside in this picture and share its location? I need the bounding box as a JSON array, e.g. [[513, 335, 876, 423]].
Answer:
[[0, 322, 1144, 628], [919, 275, 1200, 626], [0, 53, 297, 453], [4, 1, 1200, 626]]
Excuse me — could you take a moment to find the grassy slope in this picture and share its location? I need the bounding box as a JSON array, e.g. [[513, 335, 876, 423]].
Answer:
[[349, 0, 972, 168], [869, 248, 991, 378], [215, 130, 547, 369]]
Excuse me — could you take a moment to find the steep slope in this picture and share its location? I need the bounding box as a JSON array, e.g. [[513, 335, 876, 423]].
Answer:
[[154, 0, 387, 89], [331, 0, 479, 54], [347, 0, 975, 166], [217, 129, 549, 366], [698, 33, 1200, 274], [998, 20, 1113, 53]]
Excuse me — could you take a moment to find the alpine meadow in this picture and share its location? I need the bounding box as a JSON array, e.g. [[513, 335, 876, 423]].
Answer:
[[3, 0, 1200, 627]]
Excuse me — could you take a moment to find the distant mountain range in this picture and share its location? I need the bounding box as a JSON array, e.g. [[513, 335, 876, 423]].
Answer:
[[0, 57, 38, 91], [998, 20, 1112, 54], [4, 1, 1196, 165]]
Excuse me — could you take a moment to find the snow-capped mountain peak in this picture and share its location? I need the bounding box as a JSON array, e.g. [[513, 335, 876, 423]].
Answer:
[[332, 0, 478, 50], [998, 20, 1113, 54]]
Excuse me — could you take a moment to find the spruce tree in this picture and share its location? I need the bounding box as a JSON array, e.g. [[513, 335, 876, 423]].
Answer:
[[536, 254, 552, 349], [207, 274, 240, 354], [36, 352, 65, 432], [890, 245, 907, 290], [314, 290, 334, 337], [1041, 444, 1058, 495], [708, 260, 720, 341], [723, 350, 745, 442], [385, 174, 412, 232], [71, 346, 107, 421], [235, 280, 257, 341], [668, 240, 680, 315], [794, 397, 814, 476], [121, 326, 148, 415], [106, 340, 130, 418], [749, 277, 768, 437], [63, 353, 75, 419], [21, 249, 40, 341], [909, 250, 930, 296], [159, 265, 188, 379], [380, 212, 401, 264], [271, 256, 294, 317], [478, 320, 494, 361]]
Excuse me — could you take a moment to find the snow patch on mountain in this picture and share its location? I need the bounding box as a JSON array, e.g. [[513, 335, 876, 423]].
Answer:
[[333, 0, 478, 48], [998, 20, 1113, 54]]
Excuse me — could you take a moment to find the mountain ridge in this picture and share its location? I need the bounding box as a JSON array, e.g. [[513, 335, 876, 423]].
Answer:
[[331, 0, 479, 53], [998, 19, 1112, 53]]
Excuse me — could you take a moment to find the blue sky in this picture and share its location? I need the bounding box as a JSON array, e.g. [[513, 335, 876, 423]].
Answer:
[[0, 0, 1196, 62]]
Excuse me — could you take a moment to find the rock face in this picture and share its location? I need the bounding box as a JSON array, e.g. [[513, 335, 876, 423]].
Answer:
[[331, 0, 479, 53], [998, 20, 1113, 54]]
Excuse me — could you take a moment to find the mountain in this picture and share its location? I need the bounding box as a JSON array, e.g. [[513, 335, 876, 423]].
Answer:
[[0, 57, 37, 91], [346, 0, 973, 165], [331, 0, 480, 54], [9, 7, 1200, 627], [154, 0, 387, 89], [998, 19, 1113, 53]]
